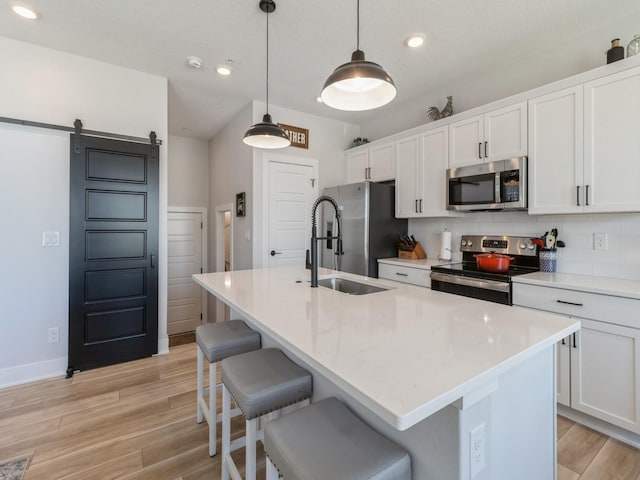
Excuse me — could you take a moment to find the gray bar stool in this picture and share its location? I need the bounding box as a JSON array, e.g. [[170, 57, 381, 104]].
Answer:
[[264, 397, 412, 480], [221, 348, 312, 480], [196, 320, 261, 456]]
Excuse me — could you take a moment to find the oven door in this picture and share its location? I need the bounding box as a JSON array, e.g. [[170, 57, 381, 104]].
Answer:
[[430, 271, 512, 305], [446, 164, 501, 211]]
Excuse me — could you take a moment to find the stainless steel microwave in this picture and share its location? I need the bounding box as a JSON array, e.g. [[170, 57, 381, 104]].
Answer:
[[446, 157, 527, 211]]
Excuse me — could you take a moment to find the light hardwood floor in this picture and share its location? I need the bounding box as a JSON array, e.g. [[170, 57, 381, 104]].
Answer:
[[1, 343, 639, 479]]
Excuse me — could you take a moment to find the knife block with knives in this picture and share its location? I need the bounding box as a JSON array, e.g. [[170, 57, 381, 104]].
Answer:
[[397, 234, 427, 259]]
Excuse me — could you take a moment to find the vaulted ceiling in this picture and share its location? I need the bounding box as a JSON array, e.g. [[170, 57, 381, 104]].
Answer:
[[2, 0, 640, 139]]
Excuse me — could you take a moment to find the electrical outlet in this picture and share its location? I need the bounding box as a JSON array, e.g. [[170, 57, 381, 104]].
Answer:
[[470, 423, 486, 478], [594, 233, 608, 251], [47, 327, 59, 343]]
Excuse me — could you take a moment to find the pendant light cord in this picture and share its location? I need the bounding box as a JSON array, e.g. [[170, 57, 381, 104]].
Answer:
[[356, 0, 360, 51], [266, 7, 270, 114]]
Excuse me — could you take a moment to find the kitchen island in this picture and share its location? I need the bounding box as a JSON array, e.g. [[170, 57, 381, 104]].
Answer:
[[194, 266, 579, 480]]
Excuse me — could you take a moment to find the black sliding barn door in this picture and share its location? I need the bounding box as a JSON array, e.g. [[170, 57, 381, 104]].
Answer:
[[68, 134, 159, 374]]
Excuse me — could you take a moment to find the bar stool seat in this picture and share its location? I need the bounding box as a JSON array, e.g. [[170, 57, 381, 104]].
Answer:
[[221, 348, 312, 480], [264, 397, 412, 480], [196, 320, 261, 456]]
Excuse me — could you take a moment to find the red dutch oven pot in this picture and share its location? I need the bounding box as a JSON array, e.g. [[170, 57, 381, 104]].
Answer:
[[474, 253, 514, 273]]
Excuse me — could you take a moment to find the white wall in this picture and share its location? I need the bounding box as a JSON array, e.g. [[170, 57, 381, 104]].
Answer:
[[410, 213, 640, 280], [168, 134, 209, 208], [360, 15, 640, 141], [0, 37, 169, 387]]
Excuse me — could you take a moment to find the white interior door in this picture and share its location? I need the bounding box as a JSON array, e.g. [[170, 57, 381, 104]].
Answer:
[[267, 161, 316, 268], [168, 211, 203, 334]]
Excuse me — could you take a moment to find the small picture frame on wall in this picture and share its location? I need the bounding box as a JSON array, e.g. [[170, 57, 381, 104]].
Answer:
[[236, 192, 246, 217]]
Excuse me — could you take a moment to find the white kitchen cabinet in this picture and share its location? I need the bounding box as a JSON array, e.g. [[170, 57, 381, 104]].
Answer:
[[513, 282, 640, 434], [396, 126, 454, 218], [378, 262, 430, 288], [529, 65, 640, 214], [584, 67, 640, 212], [346, 141, 395, 183], [528, 85, 584, 214], [395, 134, 421, 217], [448, 102, 527, 168]]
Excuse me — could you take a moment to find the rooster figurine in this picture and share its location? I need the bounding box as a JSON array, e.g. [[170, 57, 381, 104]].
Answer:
[[427, 96, 453, 121]]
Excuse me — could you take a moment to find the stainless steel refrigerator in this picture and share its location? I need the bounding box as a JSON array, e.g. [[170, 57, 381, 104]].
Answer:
[[320, 182, 407, 278]]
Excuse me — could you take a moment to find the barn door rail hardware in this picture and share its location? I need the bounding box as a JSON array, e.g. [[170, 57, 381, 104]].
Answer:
[[0, 116, 162, 148]]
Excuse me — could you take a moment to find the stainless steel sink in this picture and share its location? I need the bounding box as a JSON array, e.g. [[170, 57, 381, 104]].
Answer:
[[316, 277, 388, 295]]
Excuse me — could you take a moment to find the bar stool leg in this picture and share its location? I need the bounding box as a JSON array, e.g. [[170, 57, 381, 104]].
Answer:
[[209, 361, 217, 456], [222, 384, 231, 480], [196, 346, 204, 424], [266, 457, 279, 480], [245, 417, 258, 480]]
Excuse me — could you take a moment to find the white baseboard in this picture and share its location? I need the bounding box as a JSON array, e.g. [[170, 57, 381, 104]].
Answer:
[[1, 338, 171, 390], [558, 404, 640, 449], [0, 357, 67, 389], [157, 336, 170, 355]]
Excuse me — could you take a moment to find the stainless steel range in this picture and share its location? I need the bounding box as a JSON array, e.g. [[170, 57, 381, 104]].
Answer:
[[430, 235, 539, 305]]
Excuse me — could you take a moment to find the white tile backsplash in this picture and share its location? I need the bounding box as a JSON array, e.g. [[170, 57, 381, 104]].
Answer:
[[409, 212, 640, 281]]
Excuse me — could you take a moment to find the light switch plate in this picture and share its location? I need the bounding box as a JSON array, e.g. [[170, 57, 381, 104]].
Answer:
[[42, 231, 60, 247]]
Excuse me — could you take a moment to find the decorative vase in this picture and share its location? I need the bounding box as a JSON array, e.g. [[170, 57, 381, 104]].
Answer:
[[539, 249, 558, 273], [628, 34, 640, 58], [607, 38, 625, 64]]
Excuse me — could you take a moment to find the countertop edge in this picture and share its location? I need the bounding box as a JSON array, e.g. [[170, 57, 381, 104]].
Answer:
[[512, 272, 640, 300]]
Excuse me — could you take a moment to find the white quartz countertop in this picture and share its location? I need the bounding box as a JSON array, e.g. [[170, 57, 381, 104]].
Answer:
[[378, 257, 454, 270], [513, 272, 640, 300], [194, 267, 579, 430]]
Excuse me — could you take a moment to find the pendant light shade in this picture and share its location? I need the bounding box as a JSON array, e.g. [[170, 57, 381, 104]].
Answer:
[[243, 113, 291, 149], [320, 0, 396, 111], [243, 0, 290, 149]]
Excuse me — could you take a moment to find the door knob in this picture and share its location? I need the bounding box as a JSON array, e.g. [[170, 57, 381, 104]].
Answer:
[[270, 250, 282, 256]]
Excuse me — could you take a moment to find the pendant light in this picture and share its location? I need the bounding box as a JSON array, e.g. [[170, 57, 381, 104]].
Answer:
[[243, 0, 291, 149], [320, 0, 397, 111]]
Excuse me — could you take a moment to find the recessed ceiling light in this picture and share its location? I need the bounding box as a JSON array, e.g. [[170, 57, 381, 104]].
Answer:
[[216, 65, 232, 76], [405, 34, 425, 48], [12, 3, 40, 20]]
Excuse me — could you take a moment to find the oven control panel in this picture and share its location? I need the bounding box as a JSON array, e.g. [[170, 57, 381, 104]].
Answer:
[[460, 235, 537, 256]]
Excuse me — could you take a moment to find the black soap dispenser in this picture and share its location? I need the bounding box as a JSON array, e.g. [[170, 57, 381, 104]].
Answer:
[[607, 38, 625, 64]]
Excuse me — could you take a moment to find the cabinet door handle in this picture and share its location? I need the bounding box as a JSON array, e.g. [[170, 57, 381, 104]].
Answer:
[[572, 332, 578, 349], [478, 142, 482, 159], [557, 299, 584, 307], [415, 199, 418, 213], [395, 272, 409, 277], [419, 199, 423, 212], [585, 185, 590, 206], [150, 254, 156, 268], [576, 185, 581, 206], [561, 337, 566, 345], [484, 141, 488, 158]]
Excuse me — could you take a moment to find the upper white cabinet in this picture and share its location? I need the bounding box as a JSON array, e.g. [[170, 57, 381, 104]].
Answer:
[[346, 141, 395, 183], [396, 126, 453, 218], [529, 65, 640, 214], [449, 102, 527, 168], [584, 67, 640, 212], [528, 85, 584, 214], [395, 134, 421, 217]]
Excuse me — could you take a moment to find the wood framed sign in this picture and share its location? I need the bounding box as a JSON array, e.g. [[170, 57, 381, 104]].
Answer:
[[278, 123, 309, 149]]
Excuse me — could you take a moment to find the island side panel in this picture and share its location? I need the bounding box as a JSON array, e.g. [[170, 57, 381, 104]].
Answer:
[[490, 345, 556, 480]]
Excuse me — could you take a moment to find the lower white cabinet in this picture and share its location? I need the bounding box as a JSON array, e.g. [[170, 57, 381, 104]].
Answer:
[[514, 282, 640, 434], [378, 262, 430, 288]]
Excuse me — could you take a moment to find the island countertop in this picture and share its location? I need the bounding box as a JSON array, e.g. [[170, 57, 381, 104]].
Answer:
[[193, 266, 579, 431]]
